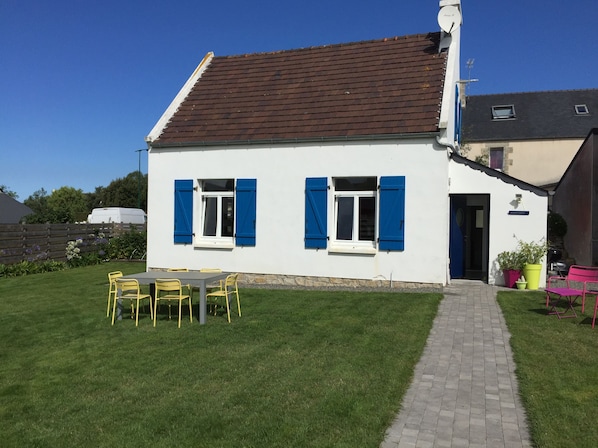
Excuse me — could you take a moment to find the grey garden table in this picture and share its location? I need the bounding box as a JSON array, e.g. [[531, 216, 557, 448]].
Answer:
[[120, 270, 229, 325]]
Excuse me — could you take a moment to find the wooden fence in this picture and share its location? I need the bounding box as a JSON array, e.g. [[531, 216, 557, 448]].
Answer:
[[0, 223, 145, 265]]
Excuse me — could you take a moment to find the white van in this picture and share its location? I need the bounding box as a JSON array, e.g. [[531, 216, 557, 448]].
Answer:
[[87, 207, 147, 224]]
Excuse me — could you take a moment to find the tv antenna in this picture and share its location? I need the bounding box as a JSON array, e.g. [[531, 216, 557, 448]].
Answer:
[[464, 58, 479, 94]]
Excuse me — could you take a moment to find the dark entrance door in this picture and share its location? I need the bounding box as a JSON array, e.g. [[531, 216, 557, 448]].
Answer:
[[450, 195, 489, 281], [449, 196, 466, 278]]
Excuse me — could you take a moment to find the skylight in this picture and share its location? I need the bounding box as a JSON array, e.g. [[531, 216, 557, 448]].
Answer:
[[491, 105, 516, 120], [575, 104, 589, 115]]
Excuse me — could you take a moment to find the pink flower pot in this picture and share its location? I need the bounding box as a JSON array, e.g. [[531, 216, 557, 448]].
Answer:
[[503, 269, 522, 288]]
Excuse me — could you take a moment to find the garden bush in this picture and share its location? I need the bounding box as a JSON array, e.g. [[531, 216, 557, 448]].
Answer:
[[0, 228, 146, 278]]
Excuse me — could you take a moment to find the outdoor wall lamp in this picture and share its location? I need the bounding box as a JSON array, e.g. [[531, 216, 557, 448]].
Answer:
[[508, 193, 529, 215]]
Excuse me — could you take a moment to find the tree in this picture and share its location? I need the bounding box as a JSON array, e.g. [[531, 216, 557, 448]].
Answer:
[[22, 171, 148, 223], [47, 187, 88, 223], [86, 186, 106, 211], [24, 188, 54, 223], [97, 172, 147, 210], [24, 187, 88, 223], [0, 184, 18, 199]]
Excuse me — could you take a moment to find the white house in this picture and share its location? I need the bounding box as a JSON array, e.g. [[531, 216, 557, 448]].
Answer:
[[144, 0, 548, 288]]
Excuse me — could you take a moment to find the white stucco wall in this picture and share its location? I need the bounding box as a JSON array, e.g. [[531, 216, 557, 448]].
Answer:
[[147, 139, 450, 285], [449, 159, 548, 286]]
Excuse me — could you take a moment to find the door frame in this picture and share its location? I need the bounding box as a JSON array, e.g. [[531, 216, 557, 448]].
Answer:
[[449, 194, 490, 281]]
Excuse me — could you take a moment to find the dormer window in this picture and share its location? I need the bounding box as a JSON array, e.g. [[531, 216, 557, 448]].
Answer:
[[575, 104, 589, 115], [492, 105, 516, 120]]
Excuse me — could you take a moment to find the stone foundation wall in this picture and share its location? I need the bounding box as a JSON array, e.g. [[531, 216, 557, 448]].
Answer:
[[147, 268, 443, 291], [239, 272, 442, 291]]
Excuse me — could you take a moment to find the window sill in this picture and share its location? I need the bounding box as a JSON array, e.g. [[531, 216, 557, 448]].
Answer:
[[329, 245, 377, 255], [194, 240, 234, 250]]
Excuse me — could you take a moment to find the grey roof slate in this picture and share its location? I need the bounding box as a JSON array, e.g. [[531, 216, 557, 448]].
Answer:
[[462, 89, 598, 142], [0, 192, 33, 223]]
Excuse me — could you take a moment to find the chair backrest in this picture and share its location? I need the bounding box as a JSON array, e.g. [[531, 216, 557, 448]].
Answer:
[[224, 273, 239, 288], [167, 268, 189, 272], [567, 265, 598, 285], [200, 268, 222, 273], [108, 271, 123, 284], [156, 278, 183, 295], [116, 278, 140, 293]]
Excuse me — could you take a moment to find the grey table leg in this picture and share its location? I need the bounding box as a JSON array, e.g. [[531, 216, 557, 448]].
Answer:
[[199, 282, 206, 325], [117, 296, 123, 320]]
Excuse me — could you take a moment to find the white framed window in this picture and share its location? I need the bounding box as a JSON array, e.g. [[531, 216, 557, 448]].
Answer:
[[491, 105, 516, 120], [332, 177, 376, 250], [199, 179, 234, 245], [575, 104, 589, 115], [174, 178, 256, 247]]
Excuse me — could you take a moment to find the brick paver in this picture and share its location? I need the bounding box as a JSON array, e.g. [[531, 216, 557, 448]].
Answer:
[[380, 280, 532, 448]]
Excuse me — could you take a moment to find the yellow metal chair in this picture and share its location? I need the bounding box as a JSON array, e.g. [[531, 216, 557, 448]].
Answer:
[[112, 278, 153, 326], [200, 267, 223, 294], [154, 278, 193, 328], [107, 271, 123, 317], [167, 268, 193, 298], [206, 273, 241, 323], [200, 268, 222, 273]]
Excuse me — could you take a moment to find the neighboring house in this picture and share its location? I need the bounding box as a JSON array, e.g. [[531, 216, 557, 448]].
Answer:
[[145, 0, 547, 288], [552, 128, 598, 266], [0, 191, 33, 223], [462, 89, 598, 189]]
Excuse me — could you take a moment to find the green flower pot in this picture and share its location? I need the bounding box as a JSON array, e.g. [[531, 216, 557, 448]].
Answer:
[[522, 264, 542, 290]]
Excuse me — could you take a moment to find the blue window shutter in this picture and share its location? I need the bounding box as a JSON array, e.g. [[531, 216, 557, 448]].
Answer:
[[305, 177, 328, 249], [379, 176, 405, 251], [174, 179, 193, 244], [235, 179, 256, 246]]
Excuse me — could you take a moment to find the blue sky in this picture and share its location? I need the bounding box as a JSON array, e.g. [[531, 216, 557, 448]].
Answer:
[[1, 0, 596, 201]]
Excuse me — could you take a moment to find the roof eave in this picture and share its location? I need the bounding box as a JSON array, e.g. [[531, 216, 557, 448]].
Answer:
[[149, 131, 441, 149], [450, 152, 548, 196], [145, 52, 214, 143]]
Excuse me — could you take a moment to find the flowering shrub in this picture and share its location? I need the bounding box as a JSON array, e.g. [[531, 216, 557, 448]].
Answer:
[[107, 228, 146, 260], [0, 228, 146, 277], [24, 245, 49, 262], [91, 232, 109, 260], [65, 232, 111, 267], [65, 238, 84, 267]]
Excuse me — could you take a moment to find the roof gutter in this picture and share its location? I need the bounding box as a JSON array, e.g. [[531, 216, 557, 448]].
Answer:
[[436, 135, 457, 154], [149, 131, 441, 149]]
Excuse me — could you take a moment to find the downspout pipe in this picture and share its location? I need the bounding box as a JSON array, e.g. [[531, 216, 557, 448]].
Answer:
[[437, 135, 456, 286], [436, 135, 457, 155]]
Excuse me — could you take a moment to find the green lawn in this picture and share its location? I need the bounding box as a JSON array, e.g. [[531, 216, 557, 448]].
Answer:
[[0, 262, 441, 448], [498, 290, 598, 448]]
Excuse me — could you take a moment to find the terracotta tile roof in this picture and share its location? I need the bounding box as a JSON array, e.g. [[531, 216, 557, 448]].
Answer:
[[154, 32, 446, 146]]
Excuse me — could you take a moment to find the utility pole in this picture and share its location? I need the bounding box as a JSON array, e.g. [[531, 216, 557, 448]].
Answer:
[[135, 149, 148, 209]]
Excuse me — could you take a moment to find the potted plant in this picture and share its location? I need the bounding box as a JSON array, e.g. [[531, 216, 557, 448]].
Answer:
[[497, 250, 524, 288], [517, 239, 549, 290], [515, 275, 527, 290]]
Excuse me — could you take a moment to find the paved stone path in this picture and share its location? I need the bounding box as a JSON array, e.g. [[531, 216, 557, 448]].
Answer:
[[380, 280, 532, 448]]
